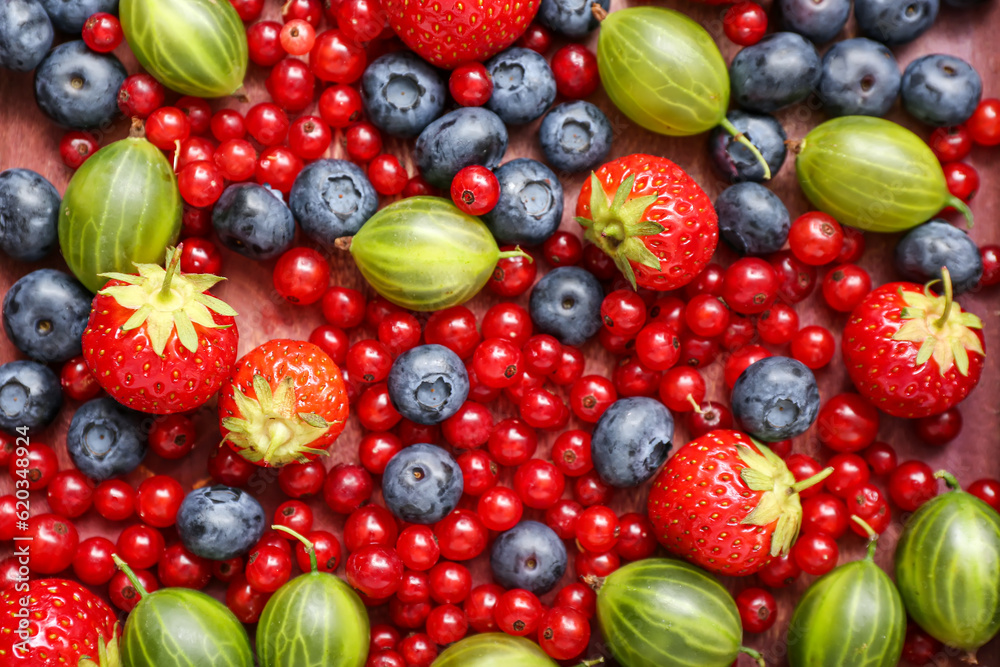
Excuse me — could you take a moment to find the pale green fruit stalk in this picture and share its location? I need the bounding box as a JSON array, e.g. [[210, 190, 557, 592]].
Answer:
[[795, 116, 972, 232], [596, 6, 770, 179], [120, 0, 248, 98], [58, 121, 182, 293]]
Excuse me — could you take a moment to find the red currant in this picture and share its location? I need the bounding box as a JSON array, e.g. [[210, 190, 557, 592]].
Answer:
[[248, 21, 284, 66], [817, 393, 880, 453], [517, 22, 551, 53], [495, 589, 543, 637], [46, 470, 93, 519], [59, 131, 99, 169], [788, 211, 843, 265], [136, 475, 184, 527], [118, 73, 165, 118], [686, 401, 734, 439], [784, 453, 825, 500], [177, 160, 224, 208], [968, 478, 1000, 512], [179, 237, 223, 274], [158, 543, 211, 589], [801, 492, 849, 539], [888, 460, 938, 511], [477, 486, 523, 532], [110, 567, 157, 612], [553, 582, 597, 618], [863, 441, 898, 477], [979, 244, 1000, 288], [280, 18, 316, 55], [93, 479, 134, 521], [368, 154, 409, 195], [822, 263, 871, 312], [429, 561, 471, 604], [758, 553, 801, 588], [214, 138, 257, 181], [914, 407, 962, 446], [723, 344, 771, 390], [770, 250, 817, 304], [12, 442, 58, 491], [514, 459, 565, 509], [967, 98, 1000, 146], [550, 44, 599, 98], [82, 12, 123, 52], [616, 512, 656, 561], [481, 303, 533, 346], [116, 524, 165, 570], [658, 367, 705, 412], [146, 107, 191, 150], [267, 57, 317, 112], [256, 146, 304, 194], [538, 606, 590, 660], [943, 161, 979, 204], [575, 505, 619, 553], [721, 258, 779, 315], [790, 325, 836, 369], [791, 531, 838, 576], [845, 482, 891, 535], [226, 574, 270, 622], [735, 587, 777, 633], [344, 504, 398, 552], [723, 1, 767, 46], [278, 460, 327, 498], [824, 453, 870, 499], [324, 463, 374, 514], [928, 124, 972, 162], [396, 525, 440, 571], [73, 536, 117, 586], [450, 165, 500, 216], [545, 498, 584, 539]]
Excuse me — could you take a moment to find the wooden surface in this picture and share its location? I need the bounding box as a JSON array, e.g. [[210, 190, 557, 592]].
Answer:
[[2, 0, 999, 664]]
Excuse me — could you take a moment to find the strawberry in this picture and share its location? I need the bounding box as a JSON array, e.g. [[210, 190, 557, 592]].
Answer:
[[647, 429, 830, 576], [382, 0, 539, 69], [218, 339, 349, 467], [0, 579, 119, 666], [842, 268, 985, 419], [576, 154, 718, 291], [82, 245, 238, 415]]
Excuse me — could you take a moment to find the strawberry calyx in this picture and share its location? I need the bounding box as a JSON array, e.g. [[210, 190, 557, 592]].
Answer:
[[892, 267, 984, 377], [78, 625, 120, 667], [737, 442, 834, 556], [98, 245, 237, 357], [221, 374, 336, 466], [576, 172, 662, 289]]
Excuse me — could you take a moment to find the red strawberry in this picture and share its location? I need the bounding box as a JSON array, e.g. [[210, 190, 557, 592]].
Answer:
[[647, 429, 830, 576], [82, 245, 238, 415], [382, 0, 539, 69], [0, 579, 119, 666], [842, 269, 985, 418], [218, 339, 349, 467], [576, 154, 718, 291]]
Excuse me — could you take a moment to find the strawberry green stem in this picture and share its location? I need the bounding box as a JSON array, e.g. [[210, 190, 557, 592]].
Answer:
[[850, 516, 880, 560], [933, 266, 954, 329], [157, 244, 183, 304], [790, 466, 834, 494], [272, 524, 318, 573], [498, 246, 533, 263], [739, 646, 766, 667], [720, 118, 772, 181], [934, 469, 961, 491], [946, 195, 974, 228], [112, 554, 149, 599]]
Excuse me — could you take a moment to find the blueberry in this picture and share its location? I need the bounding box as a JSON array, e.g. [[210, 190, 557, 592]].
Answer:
[[0, 0, 53, 72], [708, 111, 787, 184], [414, 107, 509, 189], [490, 520, 567, 595], [38, 0, 118, 33], [66, 397, 148, 481], [715, 183, 790, 256], [818, 38, 901, 118], [382, 444, 463, 524], [0, 361, 61, 435], [361, 51, 446, 138], [894, 220, 983, 295], [731, 356, 820, 441], [855, 0, 939, 45], [590, 397, 674, 488], [33, 40, 126, 130], [387, 344, 469, 425], [481, 159, 563, 246], [0, 168, 60, 262], [529, 266, 603, 346], [730, 33, 821, 114], [177, 485, 266, 561], [289, 159, 377, 247], [538, 101, 613, 174], [2, 269, 91, 364], [538, 0, 609, 37], [213, 183, 295, 260], [485, 47, 557, 126], [901, 54, 982, 127], [779, 0, 850, 44]]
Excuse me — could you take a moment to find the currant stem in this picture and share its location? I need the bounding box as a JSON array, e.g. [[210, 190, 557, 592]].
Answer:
[[591, 3, 608, 21], [739, 646, 766, 667], [575, 658, 605, 666], [850, 516, 880, 561], [790, 466, 834, 494], [497, 246, 533, 262], [934, 469, 961, 491], [947, 196, 974, 228], [111, 554, 149, 599], [933, 266, 954, 329], [720, 118, 772, 180], [686, 394, 703, 413], [334, 236, 353, 251], [129, 117, 145, 138], [272, 524, 318, 573], [582, 573, 605, 591]]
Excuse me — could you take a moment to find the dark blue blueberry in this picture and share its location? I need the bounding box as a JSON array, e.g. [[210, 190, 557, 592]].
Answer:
[[2, 269, 90, 364], [481, 159, 563, 246], [490, 520, 567, 595], [591, 397, 674, 488], [289, 159, 377, 247], [780, 0, 850, 44], [387, 344, 469, 425], [538, 101, 612, 174], [177, 485, 266, 561], [901, 54, 982, 127], [715, 182, 790, 256], [708, 111, 787, 183], [730, 33, 821, 113], [944, 0, 987, 7], [0, 0, 53, 72], [538, 0, 609, 37], [894, 220, 983, 295], [855, 0, 939, 45], [361, 51, 446, 138], [0, 361, 61, 435], [485, 47, 557, 126], [33, 40, 126, 130], [414, 107, 509, 189], [39, 0, 117, 33], [529, 266, 603, 346], [731, 356, 820, 442], [0, 168, 60, 261], [213, 183, 295, 260], [66, 397, 148, 481], [818, 38, 901, 118], [382, 444, 463, 524]]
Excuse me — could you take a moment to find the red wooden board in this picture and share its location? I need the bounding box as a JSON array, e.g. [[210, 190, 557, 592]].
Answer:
[[2, 1, 999, 664]]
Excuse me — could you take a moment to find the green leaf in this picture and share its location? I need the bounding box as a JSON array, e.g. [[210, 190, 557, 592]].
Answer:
[[587, 173, 611, 222], [183, 274, 227, 292], [741, 491, 782, 527], [624, 219, 665, 238], [740, 468, 774, 492], [575, 216, 595, 229], [97, 272, 143, 285], [613, 254, 638, 291], [915, 335, 936, 366], [621, 237, 661, 271], [252, 375, 274, 412], [298, 412, 331, 429], [619, 195, 658, 230], [610, 174, 636, 212], [173, 310, 199, 353], [952, 342, 970, 376], [120, 304, 152, 331]]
